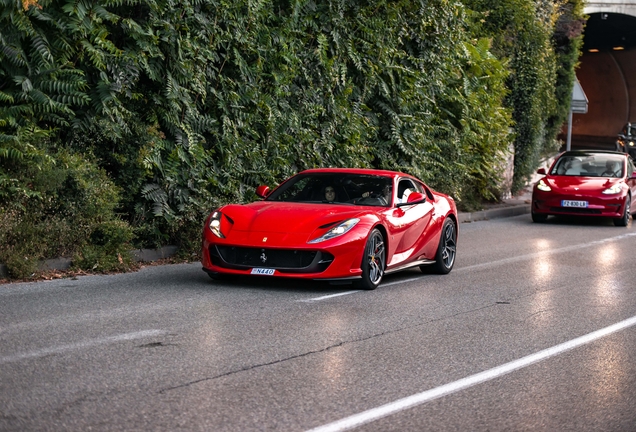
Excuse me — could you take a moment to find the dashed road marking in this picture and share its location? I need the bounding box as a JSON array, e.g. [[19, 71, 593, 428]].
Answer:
[[456, 231, 636, 273], [302, 231, 636, 301], [300, 291, 361, 302]]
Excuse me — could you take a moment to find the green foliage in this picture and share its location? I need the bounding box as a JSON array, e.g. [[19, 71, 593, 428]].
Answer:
[[0, 137, 134, 278], [547, 0, 586, 146], [462, 0, 584, 193], [454, 38, 514, 203], [73, 219, 134, 272], [1, 0, 580, 271]]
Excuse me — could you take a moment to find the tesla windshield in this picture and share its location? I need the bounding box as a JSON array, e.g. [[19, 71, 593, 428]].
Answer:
[[551, 153, 625, 177]]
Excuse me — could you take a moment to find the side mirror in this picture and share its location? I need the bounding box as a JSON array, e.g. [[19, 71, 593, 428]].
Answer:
[[255, 185, 270, 198], [398, 192, 426, 207], [537, 168, 546, 175], [631, 172, 636, 179]]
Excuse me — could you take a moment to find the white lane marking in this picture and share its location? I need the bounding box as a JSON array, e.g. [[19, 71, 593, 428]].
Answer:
[[0, 330, 165, 364], [306, 315, 636, 432], [457, 230, 636, 273], [301, 291, 361, 302]]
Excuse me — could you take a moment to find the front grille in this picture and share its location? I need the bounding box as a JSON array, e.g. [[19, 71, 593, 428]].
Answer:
[[549, 207, 602, 214], [210, 245, 334, 273]]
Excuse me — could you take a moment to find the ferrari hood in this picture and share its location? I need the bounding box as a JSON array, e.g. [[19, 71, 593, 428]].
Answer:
[[546, 176, 618, 192], [218, 202, 364, 234]]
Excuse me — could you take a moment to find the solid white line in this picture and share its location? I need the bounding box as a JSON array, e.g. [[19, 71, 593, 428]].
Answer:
[[0, 330, 165, 364], [301, 291, 361, 302], [306, 315, 636, 432]]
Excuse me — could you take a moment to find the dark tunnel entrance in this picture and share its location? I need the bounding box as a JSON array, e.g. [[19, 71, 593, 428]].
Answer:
[[563, 12, 636, 151]]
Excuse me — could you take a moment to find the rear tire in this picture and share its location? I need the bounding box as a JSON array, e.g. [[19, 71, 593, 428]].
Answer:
[[354, 229, 385, 290], [531, 211, 548, 223], [614, 195, 631, 226], [427, 218, 456, 275]]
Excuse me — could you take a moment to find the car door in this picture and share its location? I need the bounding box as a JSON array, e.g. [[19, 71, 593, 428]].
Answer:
[[385, 178, 434, 264]]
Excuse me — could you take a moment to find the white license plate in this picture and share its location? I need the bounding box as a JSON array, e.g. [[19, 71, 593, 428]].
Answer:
[[250, 268, 275, 275], [562, 200, 588, 208]]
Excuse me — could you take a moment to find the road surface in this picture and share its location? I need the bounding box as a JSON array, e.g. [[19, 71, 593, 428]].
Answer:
[[2, 214, 636, 431]]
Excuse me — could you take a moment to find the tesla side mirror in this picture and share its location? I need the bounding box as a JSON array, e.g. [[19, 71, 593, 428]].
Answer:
[[537, 168, 546, 175], [397, 192, 426, 207], [631, 172, 636, 179], [255, 185, 270, 198]]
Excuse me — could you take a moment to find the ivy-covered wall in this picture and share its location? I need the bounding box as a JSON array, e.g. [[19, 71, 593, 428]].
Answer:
[[463, 0, 585, 192], [0, 0, 582, 278]]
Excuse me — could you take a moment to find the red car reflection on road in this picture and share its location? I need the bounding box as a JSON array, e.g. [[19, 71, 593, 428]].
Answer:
[[202, 168, 458, 290], [531, 150, 636, 226]]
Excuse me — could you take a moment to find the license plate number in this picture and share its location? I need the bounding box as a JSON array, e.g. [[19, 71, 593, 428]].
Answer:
[[251, 268, 275, 275], [562, 200, 588, 208]]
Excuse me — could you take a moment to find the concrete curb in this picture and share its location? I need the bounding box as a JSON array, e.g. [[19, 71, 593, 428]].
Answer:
[[458, 203, 531, 224], [38, 258, 73, 271], [131, 245, 179, 262], [0, 246, 179, 279]]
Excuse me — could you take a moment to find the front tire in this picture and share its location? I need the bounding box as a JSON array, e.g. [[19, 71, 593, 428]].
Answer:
[[354, 229, 386, 290], [614, 195, 631, 226], [426, 218, 457, 275]]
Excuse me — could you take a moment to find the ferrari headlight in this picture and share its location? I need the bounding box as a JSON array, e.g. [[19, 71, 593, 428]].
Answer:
[[602, 184, 622, 194], [208, 211, 225, 238], [308, 218, 360, 244], [536, 179, 551, 192]]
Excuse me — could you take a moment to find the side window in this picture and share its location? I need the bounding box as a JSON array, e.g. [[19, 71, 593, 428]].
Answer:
[[422, 184, 434, 200], [396, 179, 416, 203], [628, 158, 634, 177]]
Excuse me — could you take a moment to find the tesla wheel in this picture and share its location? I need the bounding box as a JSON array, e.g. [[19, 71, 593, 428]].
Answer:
[[614, 195, 631, 227], [354, 229, 385, 290], [426, 218, 456, 275], [531, 211, 548, 223]]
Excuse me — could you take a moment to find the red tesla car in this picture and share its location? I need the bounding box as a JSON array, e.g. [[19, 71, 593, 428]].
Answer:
[[531, 150, 636, 226], [201, 168, 458, 289]]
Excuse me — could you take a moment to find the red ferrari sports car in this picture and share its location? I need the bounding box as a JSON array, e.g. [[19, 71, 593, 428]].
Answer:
[[201, 168, 458, 290], [531, 150, 636, 226]]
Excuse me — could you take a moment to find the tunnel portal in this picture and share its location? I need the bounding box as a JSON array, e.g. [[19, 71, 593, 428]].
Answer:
[[568, 10, 636, 150]]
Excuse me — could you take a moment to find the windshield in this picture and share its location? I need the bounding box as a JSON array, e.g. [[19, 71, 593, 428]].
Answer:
[[550, 154, 624, 178], [267, 173, 393, 207]]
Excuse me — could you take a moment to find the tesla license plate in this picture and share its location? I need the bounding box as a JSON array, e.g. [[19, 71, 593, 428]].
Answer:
[[251, 268, 275, 275], [562, 200, 588, 208]]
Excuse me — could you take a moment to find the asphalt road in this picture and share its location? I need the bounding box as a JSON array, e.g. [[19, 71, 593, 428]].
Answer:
[[2, 214, 636, 431]]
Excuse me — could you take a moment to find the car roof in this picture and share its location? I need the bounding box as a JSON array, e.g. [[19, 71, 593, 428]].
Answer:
[[298, 167, 410, 178]]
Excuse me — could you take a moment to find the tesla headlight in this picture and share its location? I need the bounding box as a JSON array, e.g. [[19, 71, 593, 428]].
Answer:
[[308, 218, 360, 244], [208, 211, 225, 238], [602, 184, 622, 194], [536, 179, 551, 192]]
